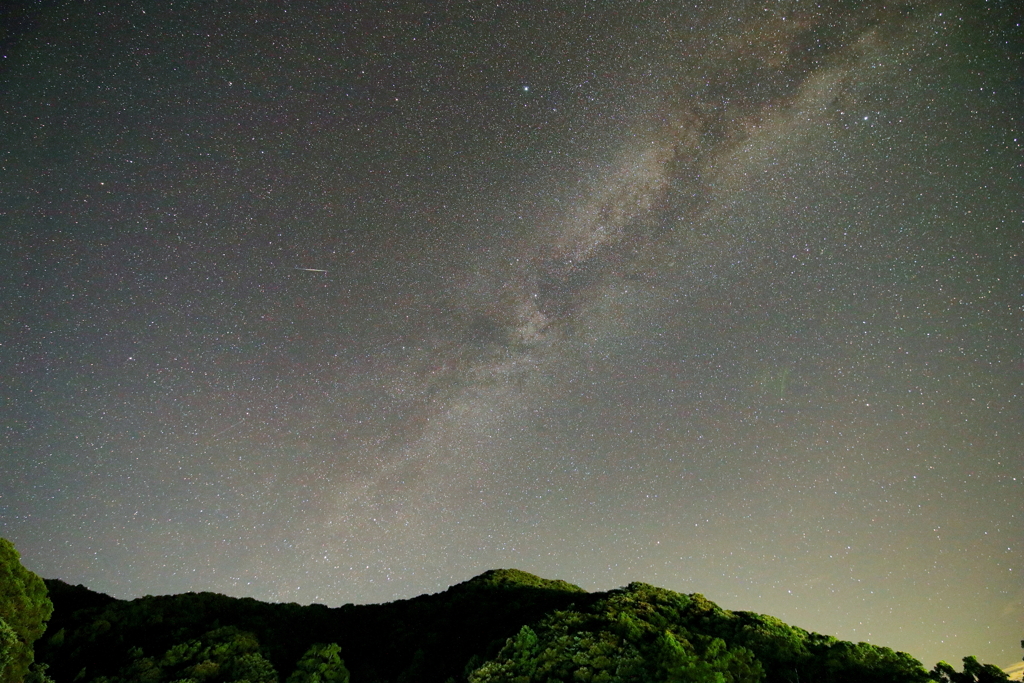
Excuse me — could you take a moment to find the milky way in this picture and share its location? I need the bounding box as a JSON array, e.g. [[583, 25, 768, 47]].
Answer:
[[1, 0, 1021, 671]]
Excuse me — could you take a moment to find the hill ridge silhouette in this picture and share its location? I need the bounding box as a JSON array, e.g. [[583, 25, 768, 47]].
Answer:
[[36, 569, 1009, 683]]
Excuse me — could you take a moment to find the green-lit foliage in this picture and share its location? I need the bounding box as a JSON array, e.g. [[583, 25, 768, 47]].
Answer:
[[0, 539, 53, 683], [0, 620, 18, 678], [285, 643, 348, 683], [22, 662, 55, 683], [233, 652, 279, 683], [76, 626, 278, 683], [469, 584, 763, 683], [34, 568, 1006, 683], [930, 657, 1011, 683], [39, 569, 590, 683]]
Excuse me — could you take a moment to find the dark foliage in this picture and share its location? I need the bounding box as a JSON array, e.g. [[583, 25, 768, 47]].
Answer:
[[35, 569, 1008, 683], [39, 569, 594, 683], [930, 657, 1011, 683]]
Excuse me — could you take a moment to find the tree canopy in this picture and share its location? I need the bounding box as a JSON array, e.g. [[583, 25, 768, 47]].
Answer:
[[30, 566, 1013, 683], [0, 539, 53, 683], [930, 657, 1011, 683]]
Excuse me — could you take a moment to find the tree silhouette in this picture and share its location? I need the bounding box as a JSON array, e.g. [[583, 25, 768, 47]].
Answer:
[[930, 657, 1010, 683]]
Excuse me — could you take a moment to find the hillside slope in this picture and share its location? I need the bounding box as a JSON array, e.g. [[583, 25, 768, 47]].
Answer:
[[35, 569, 986, 683]]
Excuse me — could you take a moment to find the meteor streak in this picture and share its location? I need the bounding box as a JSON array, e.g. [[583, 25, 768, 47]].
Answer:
[[295, 267, 328, 273]]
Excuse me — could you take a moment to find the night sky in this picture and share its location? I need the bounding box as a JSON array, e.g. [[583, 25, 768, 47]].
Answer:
[[2, 0, 1022, 672]]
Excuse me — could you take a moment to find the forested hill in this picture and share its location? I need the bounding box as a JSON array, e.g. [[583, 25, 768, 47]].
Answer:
[[39, 569, 593, 683], [35, 569, 1005, 683]]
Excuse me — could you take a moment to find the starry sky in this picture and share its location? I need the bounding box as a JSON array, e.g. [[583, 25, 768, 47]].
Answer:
[[2, 0, 1022, 672]]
